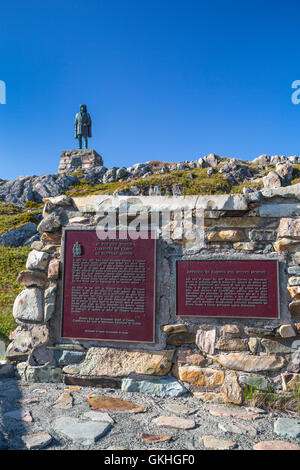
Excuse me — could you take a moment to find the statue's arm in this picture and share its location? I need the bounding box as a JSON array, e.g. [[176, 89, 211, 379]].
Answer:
[[74, 113, 78, 138]]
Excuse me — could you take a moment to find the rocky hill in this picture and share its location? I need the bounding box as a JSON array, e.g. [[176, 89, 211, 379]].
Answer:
[[1, 153, 300, 206], [0, 151, 299, 344], [0, 152, 300, 249]]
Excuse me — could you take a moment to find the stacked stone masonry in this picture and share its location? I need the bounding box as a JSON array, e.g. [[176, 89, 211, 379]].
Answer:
[[7, 186, 300, 405], [58, 150, 103, 174]]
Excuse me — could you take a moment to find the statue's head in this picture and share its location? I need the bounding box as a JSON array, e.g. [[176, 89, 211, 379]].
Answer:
[[80, 104, 87, 112]]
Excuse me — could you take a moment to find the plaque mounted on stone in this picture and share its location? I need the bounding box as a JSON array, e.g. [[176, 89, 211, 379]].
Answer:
[[61, 229, 156, 343], [176, 259, 280, 319]]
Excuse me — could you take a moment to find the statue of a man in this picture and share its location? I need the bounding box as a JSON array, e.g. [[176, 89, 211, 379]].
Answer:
[[74, 104, 92, 149]]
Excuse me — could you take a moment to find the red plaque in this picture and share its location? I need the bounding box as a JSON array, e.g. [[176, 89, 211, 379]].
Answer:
[[176, 259, 280, 319], [61, 230, 156, 342]]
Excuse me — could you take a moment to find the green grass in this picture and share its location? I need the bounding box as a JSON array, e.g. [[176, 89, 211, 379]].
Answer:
[[231, 180, 264, 194], [24, 201, 44, 209], [65, 168, 232, 197], [0, 245, 31, 344], [243, 384, 300, 415], [0, 202, 41, 235]]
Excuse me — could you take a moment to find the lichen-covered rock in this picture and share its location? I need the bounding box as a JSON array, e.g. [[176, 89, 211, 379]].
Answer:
[[28, 345, 56, 366], [196, 327, 216, 354], [209, 353, 285, 372], [17, 362, 62, 383], [220, 372, 243, 405], [17, 270, 49, 288], [38, 213, 61, 233], [288, 286, 300, 299], [239, 374, 271, 392], [287, 351, 300, 373], [161, 324, 187, 335], [63, 347, 174, 377], [261, 339, 294, 354], [281, 372, 300, 391], [263, 171, 282, 190], [26, 250, 49, 271], [121, 377, 188, 397], [220, 324, 240, 336], [47, 258, 60, 280], [0, 222, 37, 247], [289, 300, 300, 317], [278, 324, 296, 338], [166, 332, 195, 346], [44, 283, 57, 322], [6, 324, 50, 357], [173, 364, 224, 388], [274, 238, 300, 253], [288, 277, 300, 286], [176, 349, 206, 366], [215, 337, 248, 351], [13, 287, 44, 322], [207, 230, 246, 242]]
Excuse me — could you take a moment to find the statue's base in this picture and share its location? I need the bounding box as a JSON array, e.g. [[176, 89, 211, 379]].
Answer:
[[58, 150, 104, 174]]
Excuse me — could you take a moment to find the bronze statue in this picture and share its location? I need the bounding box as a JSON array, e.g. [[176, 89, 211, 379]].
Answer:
[[74, 104, 92, 149]]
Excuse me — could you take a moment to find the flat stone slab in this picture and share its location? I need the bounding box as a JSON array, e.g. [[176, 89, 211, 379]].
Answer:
[[4, 410, 33, 422], [274, 418, 300, 438], [210, 353, 285, 372], [53, 391, 73, 409], [202, 435, 236, 450], [64, 347, 174, 377], [209, 405, 263, 421], [141, 433, 173, 443], [152, 416, 196, 430], [83, 411, 114, 424], [163, 403, 197, 416], [218, 421, 257, 437], [21, 431, 52, 450], [52, 417, 111, 446], [121, 377, 187, 398], [253, 440, 300, 450], [87, 395, 145, 413], [72, 194, 248, 213]]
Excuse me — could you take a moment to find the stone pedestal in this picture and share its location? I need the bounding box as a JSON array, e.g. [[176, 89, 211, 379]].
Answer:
[[58, 150, 103, 174]]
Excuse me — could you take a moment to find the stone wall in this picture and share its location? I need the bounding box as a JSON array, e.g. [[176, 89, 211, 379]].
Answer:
[[58, 150, 103, 174], [7, 187, 300, 403]]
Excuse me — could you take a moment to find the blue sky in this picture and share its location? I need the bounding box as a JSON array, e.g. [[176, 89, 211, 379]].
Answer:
[[1, 0, 300, 180]]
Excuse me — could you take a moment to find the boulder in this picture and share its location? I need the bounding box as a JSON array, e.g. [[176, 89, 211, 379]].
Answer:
[[0, 223, 37, 247], [13, 287, 44, 322], [63, 347, 174, 377], [26, 250, 49, 271], [121, 377, 188, 397], [38, 213, 61, 233], [17, 270, 49, 288]]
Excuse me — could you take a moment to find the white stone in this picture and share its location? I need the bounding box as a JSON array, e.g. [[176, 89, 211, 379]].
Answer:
[[26, 250, 49, 271], [196, 327, 216, 354], [278, 324, 296, 338], [13, 288, 44, 322], [72, 194, 248, 213]]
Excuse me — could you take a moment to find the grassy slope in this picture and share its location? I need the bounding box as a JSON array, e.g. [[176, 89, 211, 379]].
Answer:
[[0, 245, 30, 343], [0, 202, 40, 343]]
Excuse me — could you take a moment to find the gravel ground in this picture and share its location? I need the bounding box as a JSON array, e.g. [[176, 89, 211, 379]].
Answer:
[[0, 377, 299, 451]]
